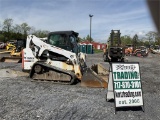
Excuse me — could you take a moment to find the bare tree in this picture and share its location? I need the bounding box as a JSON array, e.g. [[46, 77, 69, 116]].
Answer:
[[28, 26, 36, 34], [146, 31, 156, 47], [0, 21, 1, 31], [13, 24, 22, 33], [21, 23, 31, 35], [3, 18, 13, 33], [33, 30, 49, 38]]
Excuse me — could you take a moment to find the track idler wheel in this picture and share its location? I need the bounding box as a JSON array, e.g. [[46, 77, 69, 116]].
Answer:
[[34, 65, 43, 74]]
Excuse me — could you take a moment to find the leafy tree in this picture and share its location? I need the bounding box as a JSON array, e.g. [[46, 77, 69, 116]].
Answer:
[[85, 34, 93, 41], [144, 41, 150, 47], [0, 34, 5, 42], [121, 35, 132, 46], [10, 32, 23, 40], [82, 37, 86, 41], [132, 34, 139, 51], [138, 40, 144, 46]]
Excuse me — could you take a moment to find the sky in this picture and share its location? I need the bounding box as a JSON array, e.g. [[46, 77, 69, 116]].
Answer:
[[0, 0, 157, 43]]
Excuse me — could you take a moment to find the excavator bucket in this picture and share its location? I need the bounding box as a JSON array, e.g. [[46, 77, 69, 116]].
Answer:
[[81, 63, 109, 88], [0, 57, 22, 63]]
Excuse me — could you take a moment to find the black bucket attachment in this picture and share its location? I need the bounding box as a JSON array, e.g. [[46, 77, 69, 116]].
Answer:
[[0, 57, 22, 63], [81, 64, 109, 88]]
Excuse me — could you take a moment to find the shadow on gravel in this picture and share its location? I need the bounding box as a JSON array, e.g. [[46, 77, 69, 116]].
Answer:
[[116, 106, 144, 112], [107, 99, 114, 102]]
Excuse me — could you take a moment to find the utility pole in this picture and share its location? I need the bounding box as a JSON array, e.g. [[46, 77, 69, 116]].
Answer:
[[89, 14, 93, 43]]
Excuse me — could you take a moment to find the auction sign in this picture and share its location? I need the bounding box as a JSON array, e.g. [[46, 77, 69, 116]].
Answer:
[[112, 62, 144, 108]]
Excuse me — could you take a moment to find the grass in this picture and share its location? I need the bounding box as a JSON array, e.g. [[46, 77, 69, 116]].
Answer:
[[93, 49, 103, 53]]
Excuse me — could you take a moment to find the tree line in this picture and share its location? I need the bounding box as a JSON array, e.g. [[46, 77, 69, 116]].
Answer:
[[0, 18, 159, 47], [81, 32, 160, 47], [120, 31, 160, 47], [0, 18, 49, 42]]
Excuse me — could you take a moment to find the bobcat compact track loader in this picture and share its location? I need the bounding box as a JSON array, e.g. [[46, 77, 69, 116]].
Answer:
[[22, 31, 108, 88]]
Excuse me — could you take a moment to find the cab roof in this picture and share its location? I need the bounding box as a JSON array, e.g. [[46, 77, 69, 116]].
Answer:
[[48, 31, 79, 37]]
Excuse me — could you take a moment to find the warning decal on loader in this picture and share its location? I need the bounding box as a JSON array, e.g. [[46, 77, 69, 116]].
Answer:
[[112, 63, 144, 108]]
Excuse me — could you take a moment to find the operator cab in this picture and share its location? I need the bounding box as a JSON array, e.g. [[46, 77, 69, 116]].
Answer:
[[16, 39, 26, 52], [48, 31, 79, 55]]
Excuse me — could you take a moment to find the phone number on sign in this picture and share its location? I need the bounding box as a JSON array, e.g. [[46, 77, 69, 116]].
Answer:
[[114, 81, 141, 89]]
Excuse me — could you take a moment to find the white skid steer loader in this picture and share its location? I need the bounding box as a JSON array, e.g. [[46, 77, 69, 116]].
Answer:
[[22, 31, 108, 87]]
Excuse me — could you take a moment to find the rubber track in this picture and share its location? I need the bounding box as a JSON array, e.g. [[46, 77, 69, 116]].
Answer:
[[29, 61, 77, 84]]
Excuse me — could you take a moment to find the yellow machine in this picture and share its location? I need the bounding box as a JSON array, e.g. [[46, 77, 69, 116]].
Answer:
[[6, 43, 16, 51], [0, 41, 16, 54], [0, 39, 26, 62], [10, 39, 26, 57]]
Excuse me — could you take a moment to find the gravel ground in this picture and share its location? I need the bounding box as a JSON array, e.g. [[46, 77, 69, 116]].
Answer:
[[0, 52, 160, 120]]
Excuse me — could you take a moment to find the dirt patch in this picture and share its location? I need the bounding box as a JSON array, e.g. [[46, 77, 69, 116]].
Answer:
[[0, 69, 29, 78]]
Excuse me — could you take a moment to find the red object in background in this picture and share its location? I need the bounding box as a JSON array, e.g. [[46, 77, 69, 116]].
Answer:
[[80, 41, 107, 50], [136, 53, 141, 57]]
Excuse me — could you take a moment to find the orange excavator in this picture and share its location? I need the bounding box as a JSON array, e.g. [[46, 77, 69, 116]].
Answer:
[[125, 35, 148, 57], [125, 44, 133, 56]]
